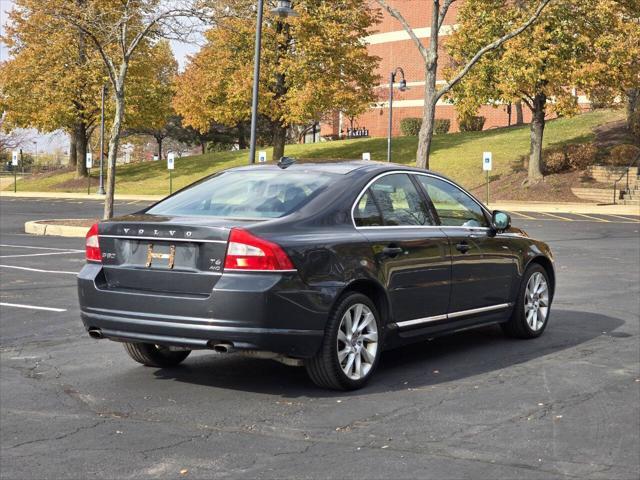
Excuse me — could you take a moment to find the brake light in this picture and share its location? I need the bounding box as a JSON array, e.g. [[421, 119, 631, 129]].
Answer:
[[85, 223, 102, 262], [224, 228, 294, 271]]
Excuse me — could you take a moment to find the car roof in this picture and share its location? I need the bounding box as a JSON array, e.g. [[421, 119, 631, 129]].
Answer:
[[228, 160, 437, 176]]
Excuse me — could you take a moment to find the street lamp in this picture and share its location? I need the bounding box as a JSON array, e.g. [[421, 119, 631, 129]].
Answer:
[[248, 0, 297, 164], [32, 141, 37, 165], [387, 67, 407, 163], [97, 83, 106, 195]]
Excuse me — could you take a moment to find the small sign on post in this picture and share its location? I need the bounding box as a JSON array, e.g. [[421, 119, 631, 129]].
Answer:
[[12, 151, 18, 193], [258, 151, 267, 163], [167, 152, 175, 194], [483, 152, 492, 205], [153, 154, 159, 162], [362, 152, 371, 161], [86, 153, 93, 195]]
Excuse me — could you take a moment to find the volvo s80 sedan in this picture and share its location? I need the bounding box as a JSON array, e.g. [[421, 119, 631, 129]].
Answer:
[[78, 160, 554, 390]]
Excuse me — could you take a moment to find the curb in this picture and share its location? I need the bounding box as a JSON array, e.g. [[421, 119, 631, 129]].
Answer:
[[25, 220, 91, 238]]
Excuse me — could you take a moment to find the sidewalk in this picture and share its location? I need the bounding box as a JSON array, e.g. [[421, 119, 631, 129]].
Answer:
[[489, 200, 640, 216], [2, 190, 639, 216], [0, 191, 162, 202]]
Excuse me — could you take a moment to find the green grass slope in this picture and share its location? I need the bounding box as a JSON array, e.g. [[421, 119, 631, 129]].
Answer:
[[14, 109, 623, 195]]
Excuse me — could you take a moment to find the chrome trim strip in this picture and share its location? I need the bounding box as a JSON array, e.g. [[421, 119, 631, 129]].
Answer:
[[350, 170, 492, 230], [395, 314, 448, 328], [223, 268, 298, 273], [395, 303, 512, 329], [447, 303, 512, 319], [99, 235, 227, 244]]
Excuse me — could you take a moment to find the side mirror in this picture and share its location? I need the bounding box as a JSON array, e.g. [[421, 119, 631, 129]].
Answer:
[[491, 210, 511, 232]]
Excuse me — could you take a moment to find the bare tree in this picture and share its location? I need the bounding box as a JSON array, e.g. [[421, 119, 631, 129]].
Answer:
[[45, 0, 217, 218], [0, 115, 36, 152], [374, 0, 553, 169]]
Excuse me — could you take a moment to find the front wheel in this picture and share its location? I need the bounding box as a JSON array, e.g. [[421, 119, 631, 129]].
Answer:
[[123, 342, 191, 368], [305, 293, 382, 390], [502, 264, 552, 339]]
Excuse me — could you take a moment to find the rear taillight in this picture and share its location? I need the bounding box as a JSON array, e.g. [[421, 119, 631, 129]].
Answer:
[[85, 223, 102, 262], [224, 228, 294, 272]]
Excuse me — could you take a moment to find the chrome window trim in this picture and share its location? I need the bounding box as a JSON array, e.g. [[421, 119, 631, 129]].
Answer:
[[351, 170, 492, 230], [395, 303, 512, 329], [99, 235, 227, 244]]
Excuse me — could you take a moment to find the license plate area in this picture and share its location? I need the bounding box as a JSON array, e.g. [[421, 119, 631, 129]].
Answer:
[[117, 240, 198, 271]]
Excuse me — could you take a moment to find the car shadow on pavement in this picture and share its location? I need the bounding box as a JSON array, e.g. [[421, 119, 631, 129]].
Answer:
[[150, 309, 625, 398]]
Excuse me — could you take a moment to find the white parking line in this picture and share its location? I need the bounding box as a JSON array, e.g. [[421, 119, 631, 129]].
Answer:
[[0, 251, 84, 259], [0, 244, 84, 252], [0, 302, 67, 313], [0, 265, 78, 275]]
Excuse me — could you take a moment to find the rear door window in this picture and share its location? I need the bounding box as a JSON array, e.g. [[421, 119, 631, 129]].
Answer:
[[364, 173, 432, 226]]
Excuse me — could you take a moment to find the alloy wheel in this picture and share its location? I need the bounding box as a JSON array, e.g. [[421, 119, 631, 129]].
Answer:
[[336, 303, 379, 380], [524, 272, 549, 331]]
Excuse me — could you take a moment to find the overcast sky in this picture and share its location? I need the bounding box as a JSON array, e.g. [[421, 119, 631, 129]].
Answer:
[[0, 0, 201, 152]]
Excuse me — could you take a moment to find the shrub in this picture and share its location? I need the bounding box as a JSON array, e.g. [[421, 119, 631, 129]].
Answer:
[[434, 119, 451, 135], [607, 144, 640, 166], [400, 117, 422, 136], [458, 115, 486, 132], [542, 143, 597, 174]]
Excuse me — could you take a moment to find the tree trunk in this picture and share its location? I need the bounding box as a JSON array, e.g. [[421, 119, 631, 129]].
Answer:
[[237, 123, 248, 149], [156, 136, 163, 161], [626, 89, 639, 134], [200, 141, 206, 155], [272, 122, 287, 161], [69, 129, 78, 167], [75, 123, 88, 178], [103, 89, 125, 220], [416, 66, 437, 170], [528, 92, 546, 182], [515, 100, 524, 125]]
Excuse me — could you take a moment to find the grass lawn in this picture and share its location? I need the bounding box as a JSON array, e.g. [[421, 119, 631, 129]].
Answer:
[[13, 109, 624, 196]]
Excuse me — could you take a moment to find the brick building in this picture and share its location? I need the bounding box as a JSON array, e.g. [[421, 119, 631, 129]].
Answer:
[[320, 0, 583, 139]]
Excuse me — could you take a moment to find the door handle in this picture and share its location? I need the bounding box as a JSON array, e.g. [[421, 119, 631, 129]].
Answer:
[[382, 246, 404, 257], [456, 241, 471, 253]]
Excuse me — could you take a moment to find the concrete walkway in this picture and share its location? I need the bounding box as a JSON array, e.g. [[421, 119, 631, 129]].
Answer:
[[2, 190, 639, 216]]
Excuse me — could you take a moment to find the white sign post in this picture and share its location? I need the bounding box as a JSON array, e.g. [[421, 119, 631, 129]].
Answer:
[[86, 153, 93, 195], [362, 152, 371, 161], [153, 154, 159, 162], [258, 151, 267, 163], [483, 152, 492, 204], [11, 151, 19, 192], [167, 152, 175, 194]]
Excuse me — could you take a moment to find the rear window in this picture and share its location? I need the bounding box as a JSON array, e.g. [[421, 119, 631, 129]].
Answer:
[[146, 170, 334, 219]]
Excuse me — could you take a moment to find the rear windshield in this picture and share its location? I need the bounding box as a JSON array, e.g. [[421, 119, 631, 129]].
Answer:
[[146, 169, 334, 219]]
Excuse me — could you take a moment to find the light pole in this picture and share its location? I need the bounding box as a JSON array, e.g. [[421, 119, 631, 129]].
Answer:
[[387, 67, 407, 163], [97, 83, 106, 195], [32, 141, 37, 168], [248, 0, 297, 164]]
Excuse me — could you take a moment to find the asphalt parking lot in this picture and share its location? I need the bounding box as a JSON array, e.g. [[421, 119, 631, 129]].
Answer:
[[1, 197, 639, 479]]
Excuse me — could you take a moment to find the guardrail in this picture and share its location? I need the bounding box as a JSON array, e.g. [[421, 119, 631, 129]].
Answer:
[[613, 153, 640, 204]]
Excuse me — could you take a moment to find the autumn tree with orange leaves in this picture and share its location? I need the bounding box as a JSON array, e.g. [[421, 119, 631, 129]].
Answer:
[[174, 0, 381, 161]]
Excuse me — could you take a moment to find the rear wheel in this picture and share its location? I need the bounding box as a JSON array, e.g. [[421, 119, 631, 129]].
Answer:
[[502, 264, 551, 339], [305, 293, 382, 390], [123, 342, 191, 368]]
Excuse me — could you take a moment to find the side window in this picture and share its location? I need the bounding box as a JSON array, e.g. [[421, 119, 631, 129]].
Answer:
[[353, 191, 383, 227], [369, 174, 432, 226], [416, 176, 489, 227]]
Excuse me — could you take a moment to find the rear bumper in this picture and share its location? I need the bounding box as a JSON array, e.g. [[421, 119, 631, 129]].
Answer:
[[78, 264, 331, 358]]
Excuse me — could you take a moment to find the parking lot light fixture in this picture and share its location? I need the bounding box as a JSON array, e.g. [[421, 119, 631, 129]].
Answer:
[[249, 0, 297, 165], [387, 67, 407, 163]]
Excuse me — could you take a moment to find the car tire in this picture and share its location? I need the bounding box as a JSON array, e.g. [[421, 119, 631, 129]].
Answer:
[[502, 264, 552, 339], [305, 292, 382, 390], [123, 342, 191, 368]]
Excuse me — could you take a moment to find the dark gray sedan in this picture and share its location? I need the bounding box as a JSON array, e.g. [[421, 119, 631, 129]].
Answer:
[[78, 161, 554, 390]]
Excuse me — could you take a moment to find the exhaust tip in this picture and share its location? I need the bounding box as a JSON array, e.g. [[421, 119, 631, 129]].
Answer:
[[208, 341, 233, 353], [88, 328, 103, 339]]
